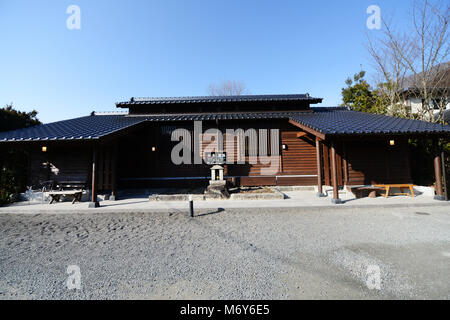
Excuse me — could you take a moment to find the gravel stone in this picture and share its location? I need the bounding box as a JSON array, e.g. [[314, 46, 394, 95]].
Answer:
[[0, 206, 449, 299]]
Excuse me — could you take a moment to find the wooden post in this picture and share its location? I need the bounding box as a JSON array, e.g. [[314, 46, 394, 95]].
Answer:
[[336, 146, 343, 185], [316, 137, 325, 197], [0, 146, 4, 188], [323, 143, 330, 185], [442, 151, 448, 201], [433, 140, 445, 201], [89, 145, 100, 208], [110, 143, 118, 201], [342, 143, 349, 184], [46, 147, 51, 181], [330, 141, 342, 204]]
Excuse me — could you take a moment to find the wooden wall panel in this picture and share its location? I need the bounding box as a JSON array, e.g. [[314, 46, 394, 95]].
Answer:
[[240, 176, 276, 186], [97, 145, 117, 191], [116, 120, 320, 187], [345, 140, 412, 185], [28, 145, 91, 188], [28, 151, 50, 188], [280, 131, 317, 175], [276, 176, 317, 186]]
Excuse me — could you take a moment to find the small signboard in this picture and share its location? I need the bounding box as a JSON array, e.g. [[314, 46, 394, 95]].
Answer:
[[205, 152, 227, 165]]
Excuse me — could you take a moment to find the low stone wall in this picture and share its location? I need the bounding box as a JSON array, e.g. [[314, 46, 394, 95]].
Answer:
[[276, 186, 315, 192], [229, 189, 285, 200], [149, 188, 286, 201], [149, 194, 205, 201]]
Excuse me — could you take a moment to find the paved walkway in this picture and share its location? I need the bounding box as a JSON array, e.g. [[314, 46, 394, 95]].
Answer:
[[1, 188, 448, 214]]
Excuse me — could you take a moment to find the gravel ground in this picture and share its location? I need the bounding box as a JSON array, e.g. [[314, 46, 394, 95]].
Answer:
[[0, 205, 449, 300]]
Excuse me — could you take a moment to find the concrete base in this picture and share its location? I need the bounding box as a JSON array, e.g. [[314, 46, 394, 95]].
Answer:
[[316, 192, 327, 198], [230, 190, 284, 200], [434, 195, 446, 201], [88, 201, 100, 208], [205, 180, 229, 199], [149, 194, 206, 201], [331, 198, 343, 204], [208, 180, 227, 187]]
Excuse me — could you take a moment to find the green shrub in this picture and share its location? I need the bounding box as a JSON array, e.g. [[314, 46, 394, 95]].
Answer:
[[0, 104, 40, 206], [409, 139, 449, 198]]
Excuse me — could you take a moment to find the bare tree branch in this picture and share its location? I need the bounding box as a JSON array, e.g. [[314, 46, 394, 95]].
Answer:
[[366, 0, 449, 122], [208, 80, 249, 96]]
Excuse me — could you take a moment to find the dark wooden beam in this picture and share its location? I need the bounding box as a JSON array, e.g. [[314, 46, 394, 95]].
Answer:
[[433, 140, 445, 201], [98, 146, 104, 192], [110, 143, 118, 201], [288, 119, 326, 140], [442, 151, 448, 201], [323, 143, 330, 186], [99, 121, 149, 144], [316, 137, 325, 197], [330, 141, 342, 204], [336, 144, 343, 185], [342, 143, 349, 184]]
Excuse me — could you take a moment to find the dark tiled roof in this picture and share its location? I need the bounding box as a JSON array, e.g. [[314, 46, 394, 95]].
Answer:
[[142, 111, 299, 121], [0, 115, 146, 142], [295, 107, 450, 135], [1, 108, 449, 143], [401, 61, 450, 91], [116, 94, 322, 106]]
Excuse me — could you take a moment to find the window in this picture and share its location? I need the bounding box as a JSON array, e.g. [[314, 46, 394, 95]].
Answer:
[[432, 99, 441, 110]]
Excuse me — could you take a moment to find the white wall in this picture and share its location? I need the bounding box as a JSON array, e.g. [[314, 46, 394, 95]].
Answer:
[[405, 96, 450, 114]]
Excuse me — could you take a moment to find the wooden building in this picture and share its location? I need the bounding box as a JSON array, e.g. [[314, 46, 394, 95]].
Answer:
[[0, 94, 449, 206]]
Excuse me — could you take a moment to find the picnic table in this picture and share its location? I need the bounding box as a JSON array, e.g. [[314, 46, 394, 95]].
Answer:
[[373, 184, 415, 198], [48, 190, 83, 204]]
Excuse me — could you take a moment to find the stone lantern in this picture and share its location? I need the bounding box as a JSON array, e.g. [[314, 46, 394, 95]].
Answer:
[[210, 165, 224, 181], [205, 165, 229, 199]]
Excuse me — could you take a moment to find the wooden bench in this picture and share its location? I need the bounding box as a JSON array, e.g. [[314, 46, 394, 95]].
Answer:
[[56, 181, 87, 191], [48, 181, 87, 204], [373, 184, 415, 198], [49, 190, 83, 204]]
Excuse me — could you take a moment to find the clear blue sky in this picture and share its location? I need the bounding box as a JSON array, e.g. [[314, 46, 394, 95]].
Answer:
[[0, 0, 413, 123]]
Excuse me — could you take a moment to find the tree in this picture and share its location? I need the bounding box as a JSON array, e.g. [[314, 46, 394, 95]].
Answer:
[[0, 104, 40, 132], [0, 104, 41, 206], [341, 71, 388, 114], [208, 80, 249, 96], [366, 0, 449, 123]]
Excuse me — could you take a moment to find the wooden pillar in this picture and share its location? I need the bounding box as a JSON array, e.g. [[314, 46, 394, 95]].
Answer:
[[89, 145, 100, 208], [45, 146, 51, 181], [0, 146, 4, 187], [323, 143, 330, 185], [433, 140, 445, 201], [442, 151, 448, 201], [342, 143, 349, 184], [336, 146, 343, 185], [330, 141, 342, 204], [315, 137, 325, 197], [110, 143, 118, 201]]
